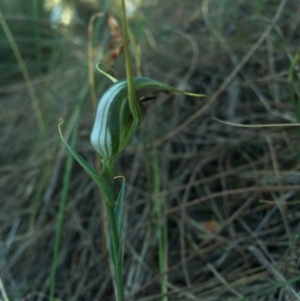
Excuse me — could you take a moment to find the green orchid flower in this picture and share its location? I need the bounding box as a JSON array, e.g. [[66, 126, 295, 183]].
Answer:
[[58, 1, 207, 300], [90, 76, 205, 162]]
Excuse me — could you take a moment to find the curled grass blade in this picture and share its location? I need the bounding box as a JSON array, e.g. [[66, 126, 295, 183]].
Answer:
[[96, 63, 118, 83]]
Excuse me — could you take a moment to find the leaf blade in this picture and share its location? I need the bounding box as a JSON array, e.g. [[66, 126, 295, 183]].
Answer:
[[58, 119, 114, 206]]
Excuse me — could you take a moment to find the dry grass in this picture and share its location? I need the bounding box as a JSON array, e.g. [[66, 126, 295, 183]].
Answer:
[[1, 0, 300, 300]]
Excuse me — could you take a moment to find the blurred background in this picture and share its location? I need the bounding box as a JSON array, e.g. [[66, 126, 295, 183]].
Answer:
[[1, 0, 300, 300]]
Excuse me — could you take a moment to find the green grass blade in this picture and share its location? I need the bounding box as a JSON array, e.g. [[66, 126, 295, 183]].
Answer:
[[0, 11, 45, 135], [31, 0, 42, 73], [96, 63, 118, 83], [238, 275, 300, 300], [50, 82, 89, 301], [115, 176, 125, 260], [153, 148, 168, 301]]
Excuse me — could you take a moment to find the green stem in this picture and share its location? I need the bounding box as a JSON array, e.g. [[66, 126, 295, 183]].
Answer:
[[102, 160, 125, 301], [153, 148, 168, 300], [106, 205, 125, 301]]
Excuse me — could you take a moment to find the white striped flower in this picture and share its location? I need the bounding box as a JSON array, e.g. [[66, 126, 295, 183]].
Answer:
[[90, 77, 205, 161], [91, 77, 166, 161]]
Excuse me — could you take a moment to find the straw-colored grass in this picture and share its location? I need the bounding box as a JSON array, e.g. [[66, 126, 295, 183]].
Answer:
[[1, 0, 300, 300]]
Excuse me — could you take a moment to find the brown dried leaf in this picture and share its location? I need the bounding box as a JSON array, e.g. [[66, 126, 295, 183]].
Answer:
[[202, 220, 221, 233], [107, 14, 122, 44], [107, 14, 124, 67]]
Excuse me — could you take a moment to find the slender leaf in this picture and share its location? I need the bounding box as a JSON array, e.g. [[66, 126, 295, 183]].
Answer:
[[58, 119, 114, 206], [109, 232, 116, 265], [114, 176, 125, 260], [96, 63, 118, 83]]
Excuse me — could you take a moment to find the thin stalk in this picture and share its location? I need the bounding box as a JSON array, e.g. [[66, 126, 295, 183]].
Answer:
[[29, 168, 49, 231], [150, 85, 168, 299], [153, 148, 168, 301], [0, 12, 45, 135], [102, 161, 125, 301], [50, 83, 88, 300], [31, 0, 42, 73], [120, 0, 143, 121], [49, 121, 78, 301], [106, 205, 125, 301]]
